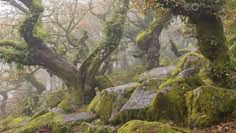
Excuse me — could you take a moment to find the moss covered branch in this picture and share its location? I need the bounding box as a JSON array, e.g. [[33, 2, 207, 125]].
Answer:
[[0, 40, 26, 50]]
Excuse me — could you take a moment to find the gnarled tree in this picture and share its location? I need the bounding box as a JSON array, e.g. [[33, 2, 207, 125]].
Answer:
[[145, 0, 235, 87], [0, 0, 130, 105]]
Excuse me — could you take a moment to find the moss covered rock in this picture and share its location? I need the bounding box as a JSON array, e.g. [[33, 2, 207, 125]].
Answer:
[[0, 116, 30, 132], [2, 111, 97, 133], [185, 86, 236, 128], [88, 83, 139, 123], [118, 120, 189, 133], [171, 52, 206, 76], [148, 63, 204, 125], [149, 81, 192, 126]]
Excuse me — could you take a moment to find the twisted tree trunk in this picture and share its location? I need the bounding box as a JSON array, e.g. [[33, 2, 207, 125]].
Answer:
[[0, 0, 129, 105], [152, 0, 235, 87], [189, 14, 234, 87]]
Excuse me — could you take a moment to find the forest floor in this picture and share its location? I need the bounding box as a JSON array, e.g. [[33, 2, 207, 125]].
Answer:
[[192, 121, 236, 133]]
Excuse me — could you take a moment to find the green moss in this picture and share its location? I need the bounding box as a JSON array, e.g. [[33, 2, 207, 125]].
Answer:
[[87, 96, 101, 112], [207, 61, 235, 88], [136, 18, 158, 50], [185, 86, 236, 128], [30, 110, 47, 120], [118, 120, 190, 133], [16, 112, 56, 133], [94, 90, 115, 122], [52, 115, 70, 133], [0, 47, 21, 63], [31, 0, 44, 13], [136, 30, 152, 47], [185, 73, 204, 87], [33, 21, 48, 40], [0, 40, 26, 50], [1, 112, 71, 133], [159, 77, 185, 89], [199, 68, 214, 85], [149, 81, 191, 126], [171, 52, 205, 76], [0, 116, 30, 131]]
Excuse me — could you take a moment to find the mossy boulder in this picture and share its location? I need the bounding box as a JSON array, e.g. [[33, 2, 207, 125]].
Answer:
[[185, 86, 236, 128], [118, 120, 190, 133], [149, 81, 192, 126], [149, 66, 203, 126], [171, 52, 206, 76], [2, 112, 57, 133], [0, 116, 30, 132], [87, 83, 139, 123]]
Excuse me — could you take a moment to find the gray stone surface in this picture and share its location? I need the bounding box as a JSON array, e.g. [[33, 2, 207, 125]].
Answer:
[[120, 87, 156, 111], [177, 67, 197, 78], [138, 66, 175, 82], [63, 112, 97, 123]]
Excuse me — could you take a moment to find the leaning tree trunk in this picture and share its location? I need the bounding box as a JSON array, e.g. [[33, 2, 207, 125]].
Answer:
[[0, 0, 129, 105]]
